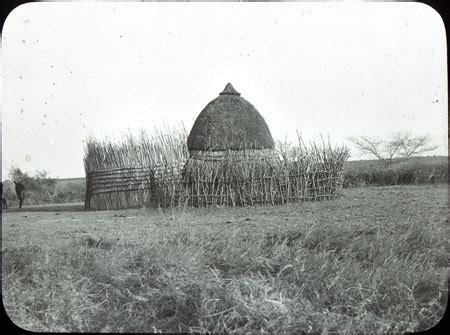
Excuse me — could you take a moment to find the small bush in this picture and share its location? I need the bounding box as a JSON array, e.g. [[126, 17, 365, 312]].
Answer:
[[343, 156, 448, 187], [2, 174, 85, 207]]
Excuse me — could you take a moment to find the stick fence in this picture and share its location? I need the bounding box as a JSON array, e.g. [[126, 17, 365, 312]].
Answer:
[[85, 161, 345, 210]]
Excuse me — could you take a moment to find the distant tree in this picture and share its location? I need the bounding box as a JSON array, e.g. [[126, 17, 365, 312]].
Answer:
[[348, 133, 438, 167], [7, 166, 57, 205], [8, 166, 33, 187], [32, 170, 57, 190]]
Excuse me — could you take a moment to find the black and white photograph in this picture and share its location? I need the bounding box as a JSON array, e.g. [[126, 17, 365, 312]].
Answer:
[[1, 1, 448, 333]]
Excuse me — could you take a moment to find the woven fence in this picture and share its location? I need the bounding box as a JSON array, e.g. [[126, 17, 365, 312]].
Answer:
[[85, 167, 153, 210], [153, 170, 344, 208], [85, 161, 344, 210]]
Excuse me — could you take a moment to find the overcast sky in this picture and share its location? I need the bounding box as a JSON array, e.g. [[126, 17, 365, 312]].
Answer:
[[1, 2, 447, 179]]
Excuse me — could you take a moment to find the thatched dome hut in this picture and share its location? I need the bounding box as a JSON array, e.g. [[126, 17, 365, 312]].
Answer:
[[181, 83, 282, 207], [187, 83, 275, 159]]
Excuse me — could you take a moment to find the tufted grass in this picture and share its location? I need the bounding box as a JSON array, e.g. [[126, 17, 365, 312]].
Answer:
[[2, 185, 448, 333]]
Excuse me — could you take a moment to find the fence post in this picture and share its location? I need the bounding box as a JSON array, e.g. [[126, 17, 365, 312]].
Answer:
[[84, 172, 91, 209]]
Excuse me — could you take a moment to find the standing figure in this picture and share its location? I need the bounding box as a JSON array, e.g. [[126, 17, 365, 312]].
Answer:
[[1, 182, 7, 210], [427, 167, 437, 187], [14, 181, 25, 208]]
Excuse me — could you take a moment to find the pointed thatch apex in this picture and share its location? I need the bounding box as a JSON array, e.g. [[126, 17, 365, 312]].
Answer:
[[219, 83, 241, 96]]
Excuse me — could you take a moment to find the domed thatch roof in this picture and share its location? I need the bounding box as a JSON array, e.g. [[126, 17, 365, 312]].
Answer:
[[187, 83, 275, 151]]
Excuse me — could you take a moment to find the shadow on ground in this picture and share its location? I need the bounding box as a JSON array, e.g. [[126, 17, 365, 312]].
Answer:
[[2, 203, 85, 212]]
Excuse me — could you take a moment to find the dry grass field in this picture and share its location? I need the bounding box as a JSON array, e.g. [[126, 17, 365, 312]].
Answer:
[[1, 185, 448, 333]]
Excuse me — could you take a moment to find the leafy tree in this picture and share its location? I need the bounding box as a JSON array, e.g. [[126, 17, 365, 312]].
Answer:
[[7, 166, 57, 204]]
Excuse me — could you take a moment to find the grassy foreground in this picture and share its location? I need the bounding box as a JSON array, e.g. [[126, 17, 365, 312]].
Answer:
[[2, 186, 448, 333]]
